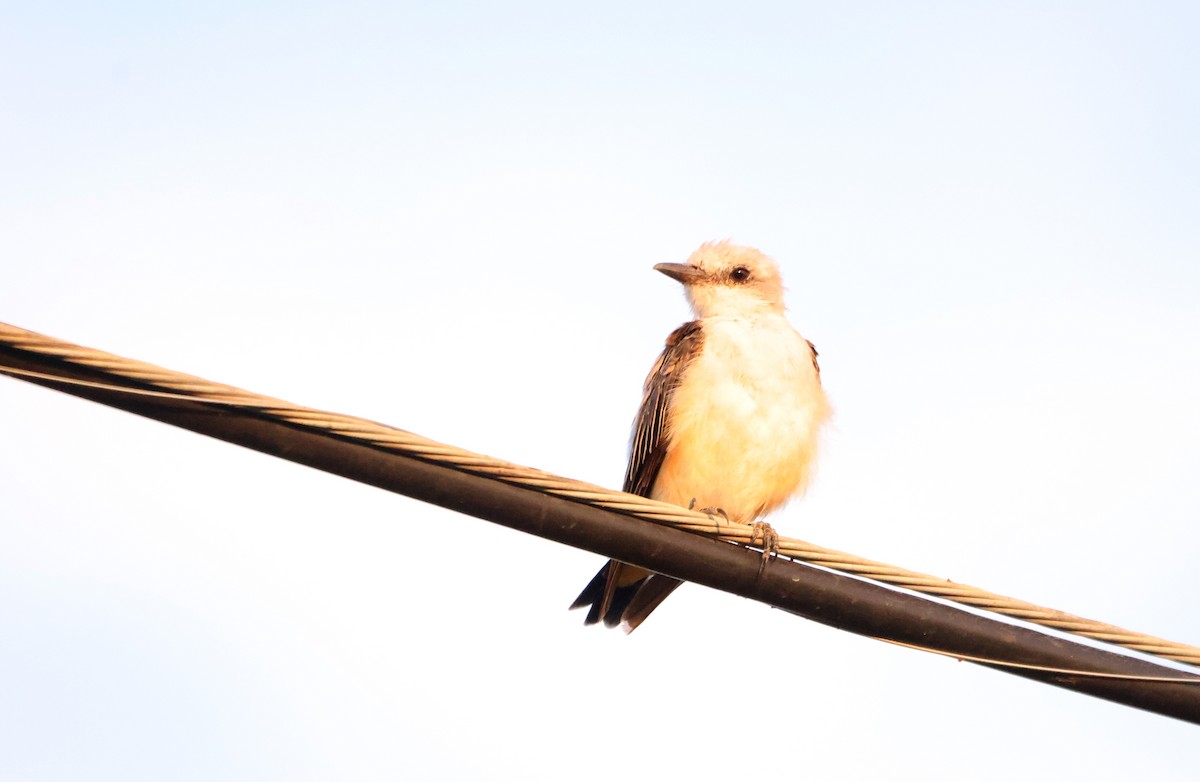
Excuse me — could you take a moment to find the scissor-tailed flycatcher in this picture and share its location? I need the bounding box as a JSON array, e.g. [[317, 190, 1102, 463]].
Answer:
[[570, 240, 832, 631]]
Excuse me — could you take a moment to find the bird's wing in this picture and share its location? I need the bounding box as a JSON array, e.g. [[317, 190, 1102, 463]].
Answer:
[[570, 320, 704, 630], [623, 320, 705, 496], [806, 339, 821, 375]]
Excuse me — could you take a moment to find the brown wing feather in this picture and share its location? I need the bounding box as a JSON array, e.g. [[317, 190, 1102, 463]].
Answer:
[[571, 321, 705, 629], [624, 321, 704, 496]]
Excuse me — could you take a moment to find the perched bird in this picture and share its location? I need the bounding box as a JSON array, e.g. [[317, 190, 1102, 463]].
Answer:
[[570, 240, 832, 631]]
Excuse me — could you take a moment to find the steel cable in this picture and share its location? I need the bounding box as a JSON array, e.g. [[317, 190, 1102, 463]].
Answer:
[[3, 320, 1197, 667]]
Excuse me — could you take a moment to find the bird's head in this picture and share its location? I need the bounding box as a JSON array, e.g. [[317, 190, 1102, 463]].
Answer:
[[654, 241, 786, 319]]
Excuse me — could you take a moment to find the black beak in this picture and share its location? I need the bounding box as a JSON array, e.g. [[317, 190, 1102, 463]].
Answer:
[[653, 263, 705, 284]]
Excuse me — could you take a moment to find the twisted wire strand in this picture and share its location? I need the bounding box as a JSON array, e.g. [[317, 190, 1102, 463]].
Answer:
[[876, 638, 1200, 682], [3, 321, 1198, 666]]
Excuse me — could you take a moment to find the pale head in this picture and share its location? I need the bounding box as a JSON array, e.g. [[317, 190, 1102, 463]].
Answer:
[[654, 240, 786, 318]]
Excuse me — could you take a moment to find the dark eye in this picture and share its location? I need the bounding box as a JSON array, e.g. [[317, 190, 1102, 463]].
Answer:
[[730, 266, 751, 283]]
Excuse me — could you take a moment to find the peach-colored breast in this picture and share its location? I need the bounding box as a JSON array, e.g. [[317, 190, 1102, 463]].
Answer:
[[650, 315, 830, 523]]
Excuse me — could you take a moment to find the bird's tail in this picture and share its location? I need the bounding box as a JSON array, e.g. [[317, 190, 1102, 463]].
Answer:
[[569, 560, 683, 632]]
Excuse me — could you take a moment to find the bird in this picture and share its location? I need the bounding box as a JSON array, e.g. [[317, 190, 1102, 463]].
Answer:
[[570, 240, 832, 632]]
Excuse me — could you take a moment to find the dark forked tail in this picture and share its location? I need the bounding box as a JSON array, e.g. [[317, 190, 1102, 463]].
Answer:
[[569, 560, 683, 632]]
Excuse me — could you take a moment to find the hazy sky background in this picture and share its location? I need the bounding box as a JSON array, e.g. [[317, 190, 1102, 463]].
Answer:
[[3, 2, 1199, 779]]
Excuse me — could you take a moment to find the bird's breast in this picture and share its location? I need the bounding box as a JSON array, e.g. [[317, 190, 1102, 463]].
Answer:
[[653, 316, 831, 522]]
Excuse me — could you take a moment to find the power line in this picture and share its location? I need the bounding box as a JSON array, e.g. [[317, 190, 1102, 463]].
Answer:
[[2, 320, 1199, 724]]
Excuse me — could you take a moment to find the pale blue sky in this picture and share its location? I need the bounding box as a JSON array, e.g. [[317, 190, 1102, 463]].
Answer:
[[2, 2, 1199, 780]]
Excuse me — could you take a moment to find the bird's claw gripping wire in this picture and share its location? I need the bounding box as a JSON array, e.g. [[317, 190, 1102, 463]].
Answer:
[[749, 521, 778, 575], [689, 498, 730, 530]]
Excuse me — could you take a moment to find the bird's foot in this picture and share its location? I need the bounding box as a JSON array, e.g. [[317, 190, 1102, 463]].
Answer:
[[688, 499, 730, 528], [749, 521, 778, 574]]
